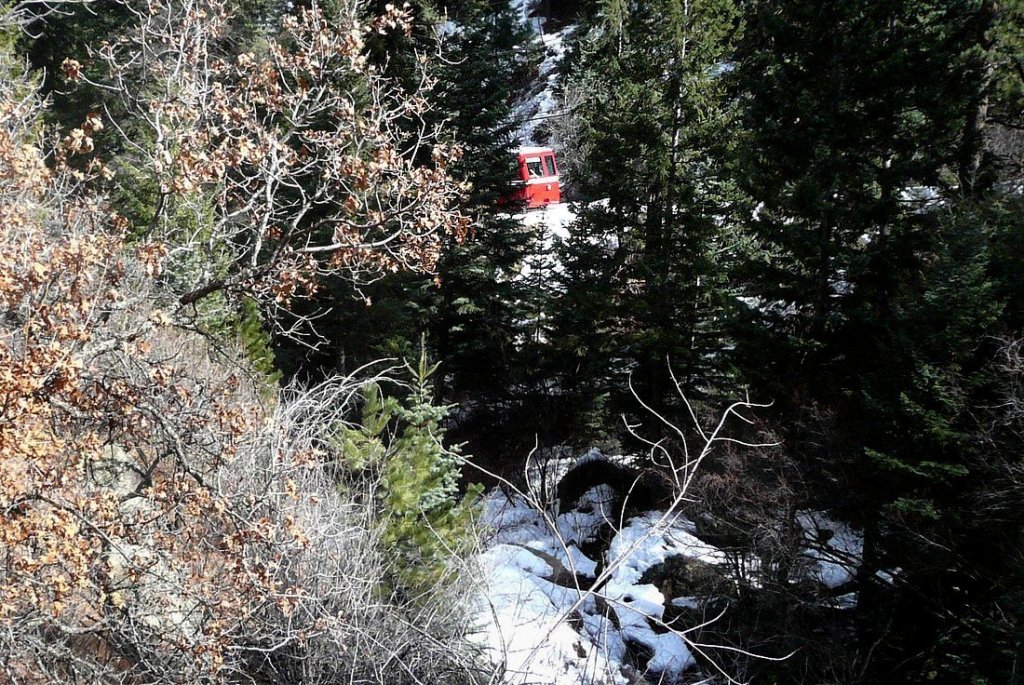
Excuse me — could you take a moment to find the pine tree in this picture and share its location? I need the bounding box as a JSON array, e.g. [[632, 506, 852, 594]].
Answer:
[[551, 0, 743, 436], [428, 4, 547, 405], [846, 198, 1024, 684], [731, 0, 1024, 679], [730, 0, 986, 401], [339, 352, 481, 597]]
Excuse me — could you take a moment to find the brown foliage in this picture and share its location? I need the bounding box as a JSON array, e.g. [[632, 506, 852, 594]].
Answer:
[[81, 0, 468, 339], [1, 61, 299, 679], [0, 8, 483, 682]]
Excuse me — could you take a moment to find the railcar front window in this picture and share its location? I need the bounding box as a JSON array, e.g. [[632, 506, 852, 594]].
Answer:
[[545, 156, 556, 176], [526, 157, 543, 177]]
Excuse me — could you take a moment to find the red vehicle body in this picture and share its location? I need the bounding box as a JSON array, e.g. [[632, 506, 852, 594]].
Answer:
[[506, 146, 561, 209]]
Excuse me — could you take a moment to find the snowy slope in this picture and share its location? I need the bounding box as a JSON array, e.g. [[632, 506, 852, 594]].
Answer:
[[511, 1, 574, 146]]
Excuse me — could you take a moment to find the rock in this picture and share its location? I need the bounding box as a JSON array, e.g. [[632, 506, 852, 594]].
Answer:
[[639, 555, 727, 601], [558, 457, 677, 522]]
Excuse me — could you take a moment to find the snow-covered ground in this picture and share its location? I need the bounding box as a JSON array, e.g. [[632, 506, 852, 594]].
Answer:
[[517, 201, 575, 241], [470, 486, 715, 684], [797, 510, 863, 591], [510, 1, 574, 146], [468, 451, 877, 684], [512, 202, 576, 280]]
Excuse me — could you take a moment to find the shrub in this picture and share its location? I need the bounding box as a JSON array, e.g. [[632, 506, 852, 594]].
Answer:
[[340, 349, 482, 597]]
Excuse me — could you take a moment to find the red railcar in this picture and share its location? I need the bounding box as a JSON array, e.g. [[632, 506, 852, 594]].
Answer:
[[507, 146, 561, 209]]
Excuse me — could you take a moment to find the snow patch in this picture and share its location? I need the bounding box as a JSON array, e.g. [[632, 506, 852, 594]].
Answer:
[[473, 492, 629, 684], [607, 512, 727, 590], [514, 9, 575, 145], [798, 511, 863, 590], [473, 472, 729, 684]]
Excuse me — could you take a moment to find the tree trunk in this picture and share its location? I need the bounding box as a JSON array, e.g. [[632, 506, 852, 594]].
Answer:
[[958, 0, 999, 194]]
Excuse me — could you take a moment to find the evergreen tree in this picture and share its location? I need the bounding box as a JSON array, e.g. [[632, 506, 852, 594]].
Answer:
[[340, 353, 481, 597], [731, 0, 1024, 680], [428, 4, 548, 406], [856, 202, 1021, 684], [551, 0, 743, 437], [730, 0, 976, 403]]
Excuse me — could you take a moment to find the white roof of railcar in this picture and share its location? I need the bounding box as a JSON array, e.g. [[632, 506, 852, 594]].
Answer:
[[516, 146, 554, 155]]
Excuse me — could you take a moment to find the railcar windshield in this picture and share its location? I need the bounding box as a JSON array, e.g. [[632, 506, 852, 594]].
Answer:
[[544, 155, 556, 176], [525, 157, 544, 177]]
